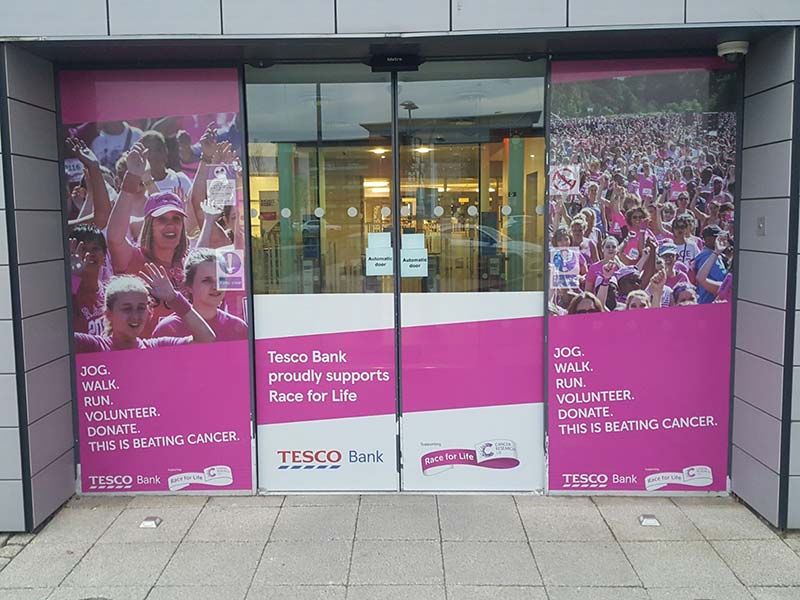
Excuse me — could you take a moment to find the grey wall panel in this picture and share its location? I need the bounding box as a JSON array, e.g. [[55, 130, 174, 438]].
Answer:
[[791, 423, 800, 475], [0, 210, 8, 265], [27, 403, 73, 475], [688, 0, 800, 24], [337, 0, 450, 33], [741, 141, 793, 199], [109, 0, 221, 35], [0, 0, 107, 37], [733, 398, 783, 472], [30, 449, 73, 529], [6, 100, 58, 161], [736, 250, 787, 309], [10, 156, 62, 211], [0, 265, 11, 320], [794, 367, 800, 420], [20, 308, 69, 371], [795, 313, 800, 366], [14, 211, 64, 264], [0, 428, 22, 479], [738, 198, 790, 254], [569, 0, 683, 27], [0, 320, 16, 374], [3, 45, 55, 111], [223, 0, 335, 34], [743, 83, 794, 148], [735, 300, 786, 365], [745, 29, 796, 97], [452, 0, 567, 30], [732, 445, 780, 526], [25, 356, 71, 425], [0, 374, 18, 427], [734, 350, 784, 419], [18, 260, 67, 318], [0, 481, 25, 532], [0, 157, 5, 209], [790, 477, 800, 528]]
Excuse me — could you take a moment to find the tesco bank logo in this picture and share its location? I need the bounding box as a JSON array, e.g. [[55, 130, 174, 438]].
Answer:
[[277, 449, 343, 470], [561, 473, 609, 489], [87, 474, 134, 490]]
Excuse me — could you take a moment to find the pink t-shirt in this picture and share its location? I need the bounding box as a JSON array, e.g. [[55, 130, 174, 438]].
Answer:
[[666, 270, 690, 289], [74, 333, 191, 353], [622, 229, 656, 260], [607, 211, 627, 238], [586, 260, 619, 292], [638, 175, 657, 200], [153, 309, 247, 342]]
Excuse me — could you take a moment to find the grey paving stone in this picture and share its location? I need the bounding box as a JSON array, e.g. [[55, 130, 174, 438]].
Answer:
[[246, 585, 346, 599], [356, 503, 439, 540], [349, 540, 443, 585], [439, 497, 526, 541], [48, 586, 150, 599], [622, 541, 739, 588], [443, 541, 541, 586], [439, 495, 517, 509], [0, 533, 9, 545], [0, 542, 89, 588], [647, 586, 754, 600], [783, 536, 800, 554], [157, 542, 262, 587], [517, 503, 613, 542], [97, 507, 202, 544], [595, 500, 703, 541], [0, 544, 22, 558], [7, 534, 35, 546], [33, 508, 122, 545], [0, 557, 9, 570], [185, 507, 279, 542], [62, 542, 176, 588], [546, 588, 647, 600], [515, 495, 594, 508], [65, 495, 133, 510], [270, 506, 357, 541], [531, 542, 639, 587], [751, 588, 800, 599], [712, 540, 800, 586], [282, 495, 359, 507], [127, 495, 208, 509], [448, 585, 547, 600], [147, 585, 248, 599], [346, 585, 446, 600], [253, 541, 351, 585], [0, 590, 52, 600], [207, 495, 284, 508], [675, 502, 777, 540], [359, 494, 436, 507]]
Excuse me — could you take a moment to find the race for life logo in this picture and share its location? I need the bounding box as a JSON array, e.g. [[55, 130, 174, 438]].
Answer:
[[277, 449, 343, 470], [550, 165, 579, 195], [168, 465, 234, 491], [421, 439, 520, 476]]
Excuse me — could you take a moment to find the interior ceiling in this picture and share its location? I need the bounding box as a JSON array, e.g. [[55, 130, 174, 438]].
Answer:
[[18, 24, 784, 66]]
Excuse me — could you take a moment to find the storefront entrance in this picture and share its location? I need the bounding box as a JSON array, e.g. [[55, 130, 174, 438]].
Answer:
[[247, 60, 547, 492]]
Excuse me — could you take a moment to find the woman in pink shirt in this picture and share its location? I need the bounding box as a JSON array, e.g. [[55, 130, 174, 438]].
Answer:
[[586, 236, 623, 294], [74, 265, 215, 353]]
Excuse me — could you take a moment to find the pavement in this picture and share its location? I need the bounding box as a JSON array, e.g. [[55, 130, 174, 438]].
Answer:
[[0, 494, 799, 599]]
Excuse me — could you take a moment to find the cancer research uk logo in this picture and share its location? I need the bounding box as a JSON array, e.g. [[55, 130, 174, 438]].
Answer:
[[276, 449, 384, 470], [420, 439, 521, 476]]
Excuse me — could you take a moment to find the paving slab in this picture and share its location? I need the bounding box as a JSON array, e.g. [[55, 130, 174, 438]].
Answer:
[[448, 585, 547, 600], [359, 494, 436, 507], [750, 588, 800, 599], [185, 507, 279, 542], [647, 585, 754, 600], [346, 585, 446, 600], [252, 540, 351, 586], [531, 541, 639, 587], [349, 540, 443, 585], [157, 541, 262, 587], [595, 500, 703, 541], [0, 542, 89, 588], [65, 495, 134, 510], [207, 495, 284, 508], [246, 585, 346, 599], [127, 495, 208, 509], [783, 536, 800, 554], [712, 540, 800, 586], [675, 502, 777, 540], [147, 585, 248, 599], [622, 541, 740, 588], [356, 503, 439, 540], [97, 507, 202, 544], [48, 586, 150, 599], [7, 534, 35, 546], [439, 497, 526, 541], [546, 588, 648, 600], [62, 542, 176, 588], [0, 590, 52, 600], [518, 503, 613, 542], [515, 496, 594, 508], [282, 495, 359, 507], [270, 506, 357, 541], [443, 541, 541, 586], [0, 545, 22, 558], [32, 508, 122, 545]]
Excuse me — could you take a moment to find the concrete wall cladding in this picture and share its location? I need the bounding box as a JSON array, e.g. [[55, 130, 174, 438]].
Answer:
[[0, 0, 799, 38]]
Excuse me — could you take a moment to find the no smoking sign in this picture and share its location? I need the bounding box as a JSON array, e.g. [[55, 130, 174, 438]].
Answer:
[[550, 165, 579, 194]]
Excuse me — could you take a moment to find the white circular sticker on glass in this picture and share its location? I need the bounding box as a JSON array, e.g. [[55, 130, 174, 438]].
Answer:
[[501, 205, 512, 216], [535, 205, 545, 215], [401, 205, 411, 217], [280, 208, 292, 219], [380, 206, 391, 218], [467, 205, 478, 217], [433, 205, 445, 218], [314, 207, 325, 218], [347, 207, 358, 218]]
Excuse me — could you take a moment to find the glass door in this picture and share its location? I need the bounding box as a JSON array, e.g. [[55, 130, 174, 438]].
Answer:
[[396, 61, 548, 491]]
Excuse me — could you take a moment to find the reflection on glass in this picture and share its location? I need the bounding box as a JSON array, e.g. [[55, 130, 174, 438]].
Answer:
[[397, 62, 546, 293], [246, 66, 393, 294]]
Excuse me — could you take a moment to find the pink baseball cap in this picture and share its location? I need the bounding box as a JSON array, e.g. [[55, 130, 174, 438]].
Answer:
[[144, 192, 187, 219]]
